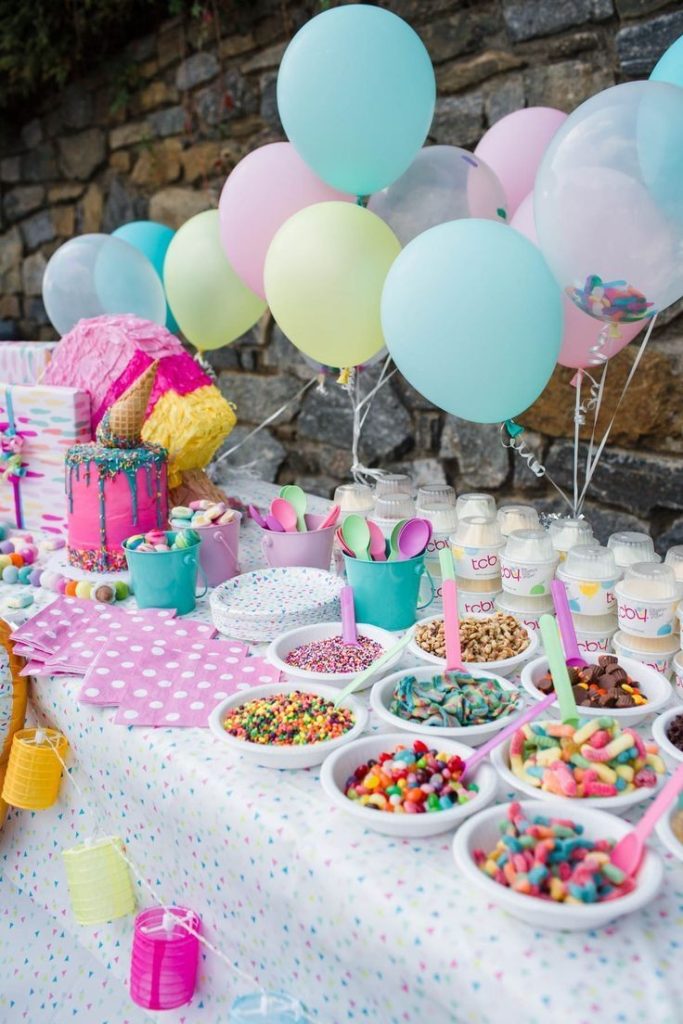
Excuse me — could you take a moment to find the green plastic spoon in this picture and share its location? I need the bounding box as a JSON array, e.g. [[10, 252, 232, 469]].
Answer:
[[439, 547, 456, 581], [539, 613, 578, 728], [280, 484, 307, 532], [334, 630, 414, 706], [387, 518, 408, 561], [341, 514, 371, 561]]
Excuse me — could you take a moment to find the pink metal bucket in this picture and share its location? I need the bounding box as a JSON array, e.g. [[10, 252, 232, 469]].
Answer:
[[260, 512, 335, 570], [197, 511, 241, 586], [130, 906, 201, 1010]]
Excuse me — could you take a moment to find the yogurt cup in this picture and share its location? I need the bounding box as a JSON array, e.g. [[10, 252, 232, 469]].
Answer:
[[673, 650, 683, 702], [450, 516, 503, 581], [497, 504, 540, 538], [455, 492, 496, 521], [615, 562, 680, 638], [548, 517, 594, 561], [499, 528, 558, 597], [665, 546, 683, 635], [573, 612, 618, 656], [333, 483, 374, 517], [556, 544, 621, 616], [375, 473, 413, 499], [607, 531, 661, 569], [418, 500, 459, 611], [494, 591, 553, 636], [612, 629, 679, 679], [417, 483, 455, 507], [458, 586, 501, 619], [373, 494, 416, 539]]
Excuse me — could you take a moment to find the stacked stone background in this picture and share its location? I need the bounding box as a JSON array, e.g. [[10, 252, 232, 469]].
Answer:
[[0, 0, 681, 550]]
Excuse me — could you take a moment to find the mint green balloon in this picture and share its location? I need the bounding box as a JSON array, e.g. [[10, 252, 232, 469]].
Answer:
[[381, 219, 563, 423], [277, 6, 435, 195], [650, 33, 683, 87]]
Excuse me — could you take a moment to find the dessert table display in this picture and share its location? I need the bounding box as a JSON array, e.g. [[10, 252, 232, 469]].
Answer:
[[2, 479, 683, 1024]]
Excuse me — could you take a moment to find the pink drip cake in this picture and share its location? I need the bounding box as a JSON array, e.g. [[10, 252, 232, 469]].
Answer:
[[65, 363, 168, 572]]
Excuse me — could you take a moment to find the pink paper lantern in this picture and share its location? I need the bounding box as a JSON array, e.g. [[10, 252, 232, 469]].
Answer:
[[130, 907, 201, 1010]]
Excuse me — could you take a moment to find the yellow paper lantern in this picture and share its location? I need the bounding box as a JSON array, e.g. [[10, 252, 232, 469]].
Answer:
[[63, 836, 136, 925], [1, 728, 68, 810]]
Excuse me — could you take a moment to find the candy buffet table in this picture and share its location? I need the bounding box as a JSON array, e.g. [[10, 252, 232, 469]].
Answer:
[[1, 479, 683, 1024]]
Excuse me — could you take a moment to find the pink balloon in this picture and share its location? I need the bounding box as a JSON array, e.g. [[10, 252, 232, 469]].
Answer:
[[219, 142, 353, 299], [511, 193, 644, 369], [474, 107, 567, 217]]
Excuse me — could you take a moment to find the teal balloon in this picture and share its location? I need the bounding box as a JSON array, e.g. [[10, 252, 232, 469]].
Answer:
[[276, 6, 436, 195], [381, 219, 563, 423], [113, 220, 179, 333], [650, 33, 683, 87]]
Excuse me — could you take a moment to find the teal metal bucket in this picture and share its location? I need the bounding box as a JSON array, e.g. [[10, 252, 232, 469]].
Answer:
[[343, 553, 434, 631], [125, 534, 208, 615]]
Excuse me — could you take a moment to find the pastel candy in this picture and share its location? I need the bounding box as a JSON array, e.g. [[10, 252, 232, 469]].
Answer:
[[189, 499, 211, 510], [0, 541, 13, 554], [29, 569, 42, 586], [216, 510, 235, 525], [75, 580, 92, 599], [114, 581, 129, 601], [170, 519, 190, 530], [6, 592, 33, 609], [0, 556, 11, 571], [2, 566, 18, 583], [93, 583, 116, 604], [171, 506, 193, 519], [206, 503, 226, 519], [191, 514, 212, 528], [154, 543, 171, 552], [17, 566, 33, 584]]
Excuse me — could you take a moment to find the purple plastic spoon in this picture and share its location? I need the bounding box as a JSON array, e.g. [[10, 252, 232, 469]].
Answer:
[[264, 514, 285, 533], [551, 579, 589, 669], [461, 692, 556, 784], [397, 518, 432, 560], [340, 586, 359, 646], [248, 505, 267, 529]]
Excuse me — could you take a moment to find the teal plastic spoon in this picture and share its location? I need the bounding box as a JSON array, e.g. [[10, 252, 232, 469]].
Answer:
[[539, 614, 578, 728], [280, 484, 307, 532], [341, 514, 371, 561]]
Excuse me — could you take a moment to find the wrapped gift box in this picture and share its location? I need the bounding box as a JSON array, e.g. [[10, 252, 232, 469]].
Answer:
[[0, 384, 91, 534], [0, 343, 58, 385]]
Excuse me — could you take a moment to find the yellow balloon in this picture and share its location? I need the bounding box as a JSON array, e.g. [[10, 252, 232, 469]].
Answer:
[[164, 209, 266, 350], [264, 201, 400, 366]]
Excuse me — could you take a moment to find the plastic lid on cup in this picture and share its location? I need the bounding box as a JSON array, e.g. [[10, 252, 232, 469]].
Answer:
[[417, 483, 456, 507], [664, 545, 683, 581], [497, 504, 540, 537], [562, 544, 619, 581], [375, 473, 412, 498], [455, 492, 496, 521], [503, 528, 556, 563], [333, 483, 374, 515], [548, 517, 594, 553], [619, 561, 679, 600], [452, 515, 502, 548], [415, 499, 458, 533], [373, 493, 415, 521], [607, 531, 661, 568]]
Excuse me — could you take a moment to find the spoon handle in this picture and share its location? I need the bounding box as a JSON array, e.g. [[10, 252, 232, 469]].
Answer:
[[333, 631, 413, 706], [442, 578, 463, 672], [551, 580, 584, 667], [629, 762, 683, 845], [439, 548, 456, 582], [340, 586, 358, 646], [540, 614, 578, 727], [462, 692, 555, 782]]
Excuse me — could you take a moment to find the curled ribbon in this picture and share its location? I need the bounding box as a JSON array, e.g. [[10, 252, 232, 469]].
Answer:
[[0, 388, 29, 527], [500, 420, 545, 477]]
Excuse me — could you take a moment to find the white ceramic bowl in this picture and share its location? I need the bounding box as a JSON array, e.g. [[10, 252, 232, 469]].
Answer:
[[655, 805, 683, 862], [370, 665, 525, 747], [208, 682, 367, 769], [651, 706, 683, 765], [520, 653, 672, 727], [407, 614, 538, 677], [266, 621, 400, 688], [320, 731, 497, 837], [491, 736, 665, 811], [453, 799, 663, 930]]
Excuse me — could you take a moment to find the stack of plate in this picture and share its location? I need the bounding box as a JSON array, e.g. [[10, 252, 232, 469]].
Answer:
[[210, 567, 345, 642]]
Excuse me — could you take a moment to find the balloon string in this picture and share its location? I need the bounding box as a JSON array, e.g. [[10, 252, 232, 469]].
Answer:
[[583, 362, 608, 488], [576, 313, 657, 512], [39, 731, 318, 1021], [348, 356, 398, 483], [573, 369, 582, 516]]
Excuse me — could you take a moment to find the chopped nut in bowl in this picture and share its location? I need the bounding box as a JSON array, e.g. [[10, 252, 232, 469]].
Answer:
[[407, 613, 538, 677]]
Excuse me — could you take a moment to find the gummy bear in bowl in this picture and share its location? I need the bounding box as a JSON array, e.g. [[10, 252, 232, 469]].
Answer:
[[408, 613, 537, 676], [453, 800, 663, 930], [370, 665, 523, 746]]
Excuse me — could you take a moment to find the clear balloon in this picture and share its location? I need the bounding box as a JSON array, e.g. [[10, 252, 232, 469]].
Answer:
[[112, 220, 179, 333], [474, 107, 567, 217], [276, 6, 435, 195], [219, 143, 352, 300], [42, 234, 166, 336], [164, 210, 266, 351], [368, 146, 507, 246], [535, 81, 683, 324], [264, 202, 401, 367], [511, 192, 644, 369], [381, 219, 562, 423], [650, 33, 683, 88]]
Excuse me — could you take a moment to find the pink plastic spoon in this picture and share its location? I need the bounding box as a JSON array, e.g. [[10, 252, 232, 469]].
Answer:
[[397, 518, 432, 560], [461, 692, 556, 783], [442, 578, 465, 672], [367, 520, 387, 561], [271, 497, 298, 533], [551, 579, 588, 669], [265, 514, 285, 533], [340, 585, 359, 646], [336, 527, 354, 557], [319, 504, 341, 530], [610, 762, 683, 877]]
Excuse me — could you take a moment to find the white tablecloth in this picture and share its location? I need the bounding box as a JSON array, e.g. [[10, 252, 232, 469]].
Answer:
[[2, 479, 683, 1024]]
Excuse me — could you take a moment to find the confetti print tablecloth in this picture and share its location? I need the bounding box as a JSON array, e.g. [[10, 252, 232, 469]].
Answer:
[[2, 479, 683, 1024]]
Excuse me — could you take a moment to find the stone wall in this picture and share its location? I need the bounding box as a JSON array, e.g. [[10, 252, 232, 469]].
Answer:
[[0, 0, 682, 549]]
